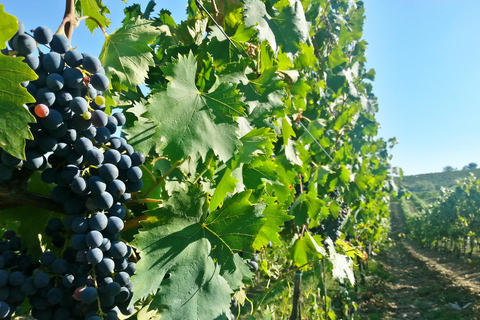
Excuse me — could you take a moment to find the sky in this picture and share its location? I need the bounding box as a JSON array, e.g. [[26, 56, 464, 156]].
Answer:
[[2, 0, 479, 176]]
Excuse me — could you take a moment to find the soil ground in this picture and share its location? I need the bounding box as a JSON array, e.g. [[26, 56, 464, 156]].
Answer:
[[358, 202, 480, 320]]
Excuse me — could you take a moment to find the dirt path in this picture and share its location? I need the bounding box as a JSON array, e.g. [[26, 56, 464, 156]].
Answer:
[[358, 202, 480, 320]]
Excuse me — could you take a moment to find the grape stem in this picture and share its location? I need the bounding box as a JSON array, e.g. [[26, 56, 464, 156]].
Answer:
[[77, 16, 109, 37], [123, 214, 149, 231], [0, 186, 63, 213], [142, 159, 187, 198], [57, 0, 108, 40]]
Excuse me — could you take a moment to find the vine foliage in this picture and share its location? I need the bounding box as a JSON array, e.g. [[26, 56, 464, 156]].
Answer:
[[0, 0, 394, 318]]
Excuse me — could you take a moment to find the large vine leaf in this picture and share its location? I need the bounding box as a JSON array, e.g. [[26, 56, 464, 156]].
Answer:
[[131, 185, 266, 318], [0, 54, 37, 159], [252, 197, 293, 249], [0, 5, 17, 46], [146, 52, 246, 163], [80, 0, 111, 33], [0, 7, 36, 159], [243, 0, 310, 54], [99, 17, 158, 91]]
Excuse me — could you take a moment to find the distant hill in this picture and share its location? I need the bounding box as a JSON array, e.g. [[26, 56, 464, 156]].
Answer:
[[396, 168, 480, 202]]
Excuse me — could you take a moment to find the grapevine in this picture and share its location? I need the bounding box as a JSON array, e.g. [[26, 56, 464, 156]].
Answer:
[[0, 0, 395, 319]]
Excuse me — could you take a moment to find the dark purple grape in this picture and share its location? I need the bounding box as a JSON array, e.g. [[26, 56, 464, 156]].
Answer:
[[41, 52, 65, 73], [34, 26, 53, 44], [86, 230, 103, 248], [13, 34, 36, 56], [64, 50, 83, 67], [94, 192, 114, 210], [90, 73, 109, 91], [63, 67, 84, 88], [88, 213, 108, 231], [98, 164, 119, 181], [50, 34, 70, 54], [80, 286, 98, 304]]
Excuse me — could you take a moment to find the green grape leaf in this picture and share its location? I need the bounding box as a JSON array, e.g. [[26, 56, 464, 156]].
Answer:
[[0, 5, 17, 48], [219, 253, 253, 291], [243, 0, 310, 54], [131, 186, 265, 318], [131, 185, 231, 319], [146, 52, 246, 163], [206, 190, 267, 261], [99, 17, 158, 91], [289, 190, 324, 226], [252, 197, 293, 249], [292, 232, 326, 270], [0, 54, 37, 159], [209, 166, 240, 211], [80, 0, 111, 33], [232, 127, 276, 168]]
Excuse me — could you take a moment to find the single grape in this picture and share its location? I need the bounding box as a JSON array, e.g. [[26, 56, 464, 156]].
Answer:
[[90, 73, 109, 91], [107, 180, 126, 199], [34, 26, 53, 44], [85, 147, 104, 165], [50, 34, 70, 54], [80, 286, 98, 304], [108, 241, 128, 259], [107, 204, 126, 219], [94, 127, 111, 143], [13, 34, 36, 56], [33, 272, 50, 288], [0, 164, 13, 182], [46, 73, 65, 91], [24, 150, 45, 170], [104, 150, 121, 165], [94, 95, 106, 106], [82, 54, 102, 74], [98, 164, 119, 181], [88, 213, 108, 231], [0, 301, 10, 319], [97, 257, 115, 274], [86, 248, 103, 265], [86, 230, 103, 248], [247, 260, 259, 271], [1, 151, 22, 167], [63, 67, 84, 88], [74, 137, 93, 155], [8, 271, 25, 287], [71, 234, 87, 250], [93, 192, 114, 210], [36, 87, 56, 106], [127, 166, 143, 182], [41, 52, 65, 73], [62, 274, 75, 288], [106, 216, 124, 234], [112, 112, 126, 127], [70, 97, 89, 114], [47, 287, 63, 305], [51, 258, 69, 275], [39, 251, 57, 266], [39, 108, 63, 130], [90, 110, 108, 128], [64, 50, 83, 67], [71, 177, 88, 196], [88, 176, 107, 195], [117, 155, 132, 170], [23, 53, 40, 70]]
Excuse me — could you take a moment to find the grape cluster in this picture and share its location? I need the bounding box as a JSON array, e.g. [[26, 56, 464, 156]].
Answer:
[[311, 188, 349, 243], [0, 230, 36, 320], [1, 21, 145, 319]]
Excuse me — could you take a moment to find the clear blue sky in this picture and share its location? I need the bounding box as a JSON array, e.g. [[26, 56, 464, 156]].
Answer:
[[3, 1, 480, 176]]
